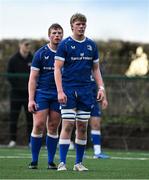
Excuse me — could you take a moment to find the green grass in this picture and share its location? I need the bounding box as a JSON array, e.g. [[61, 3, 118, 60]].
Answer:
[[0, 147, 149, 179]]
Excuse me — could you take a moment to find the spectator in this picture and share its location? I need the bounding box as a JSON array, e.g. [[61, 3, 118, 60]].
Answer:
[[125, 46, 149, 77], [7, 39, 33, 147], [89, 75, 110, 159]]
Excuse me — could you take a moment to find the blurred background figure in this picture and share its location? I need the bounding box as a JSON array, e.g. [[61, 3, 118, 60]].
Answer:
[[7, 39, 33, 147], [125, 46, 149, 77], [89, 81, 110, 159], [68, 58, 110, 159]]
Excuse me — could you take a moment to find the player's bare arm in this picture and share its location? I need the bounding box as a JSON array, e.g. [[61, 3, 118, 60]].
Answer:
[[101, 87, 108, 109], [54, 60, 67, 104], [92, 63, 105, 101], [28, 70, 39, 113]]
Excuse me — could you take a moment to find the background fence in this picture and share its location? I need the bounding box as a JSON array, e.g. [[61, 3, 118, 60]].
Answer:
[[102, 75, 149, 150], [0, 73, 149, 150]]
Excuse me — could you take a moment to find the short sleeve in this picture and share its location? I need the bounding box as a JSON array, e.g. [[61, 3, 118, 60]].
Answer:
[[55, 41, 66, 62]]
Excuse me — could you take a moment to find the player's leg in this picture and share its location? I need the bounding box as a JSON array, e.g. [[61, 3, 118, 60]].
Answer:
[[29, 92, 50, 169], [69, 128, 75, 150], [29, 109, 48, 169], [90, 116, 102, 155], [90, 110, 109, 159], [73, 88, 92, 171], [57, 109, 75, 171], [90, 100, 102, 156], [29, 90, 55, 169], [57, 89, 76, 171], [73, 112, 89, 171], [46, 107, 61, 169]]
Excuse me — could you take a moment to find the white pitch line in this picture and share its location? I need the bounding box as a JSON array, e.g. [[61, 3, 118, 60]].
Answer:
[[0, 156, 31, 158], [0, 154, 149, 161], [110, 156, 149, 160]]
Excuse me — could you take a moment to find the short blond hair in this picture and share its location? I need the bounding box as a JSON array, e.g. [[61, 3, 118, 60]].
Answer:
[[70, 13, 87, 26]]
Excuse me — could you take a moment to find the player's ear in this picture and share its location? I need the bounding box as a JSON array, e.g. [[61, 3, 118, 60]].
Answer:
[[48, 36, 51, 41], [71, 24, 73, 31]]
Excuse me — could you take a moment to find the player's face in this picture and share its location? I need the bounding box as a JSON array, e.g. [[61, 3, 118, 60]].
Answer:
[[72, 20, 86, 36], [49, 29, 63, 45]]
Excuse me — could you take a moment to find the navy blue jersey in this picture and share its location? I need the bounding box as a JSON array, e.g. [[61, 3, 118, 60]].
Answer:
[[55, 36, 99, 87], [31, 44, 57, 91]]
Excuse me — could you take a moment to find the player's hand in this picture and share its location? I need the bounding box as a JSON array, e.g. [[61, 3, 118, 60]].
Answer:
[[58, 91, 67, 104], [101, 98, 108, 110], [97, 89, 105, 102], [28, 100, 38, 113]]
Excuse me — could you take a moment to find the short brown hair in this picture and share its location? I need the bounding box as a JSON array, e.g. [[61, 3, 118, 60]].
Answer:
[[70, 13, 87, 26], [48, 23, 63, 36], [19, 39, 31, 45]]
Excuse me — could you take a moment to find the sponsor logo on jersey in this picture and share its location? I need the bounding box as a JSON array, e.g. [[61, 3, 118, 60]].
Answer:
[[71, 56, 92, 61], [71, 46, 76, 49], [43, 66, 54, 70], [87, 45, 92, 51], [44, 56, 49, 59]]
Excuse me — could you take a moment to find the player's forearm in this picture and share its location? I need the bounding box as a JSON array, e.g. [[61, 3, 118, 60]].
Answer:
[[92, 65, 104, 89], [54, 68, 64, 93], [28, 78, 36, 101]]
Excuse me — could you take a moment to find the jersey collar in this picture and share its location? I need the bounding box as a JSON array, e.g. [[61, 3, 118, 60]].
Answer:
[[70, 36, 86, 43], [47, 44, 56, 53]]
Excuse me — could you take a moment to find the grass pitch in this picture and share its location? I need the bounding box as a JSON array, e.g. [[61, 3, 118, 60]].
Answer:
[[0, 147, 149, 179]]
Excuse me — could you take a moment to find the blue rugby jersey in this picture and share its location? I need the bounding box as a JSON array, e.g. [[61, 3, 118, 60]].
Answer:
[[31, 44, 57, 91], [55, 36, 99, 87]]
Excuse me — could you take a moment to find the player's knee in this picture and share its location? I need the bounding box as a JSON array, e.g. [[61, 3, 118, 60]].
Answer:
[[32, 126, 44, 135], [48, 121, 59, 133], [34, 122, 45, 133], [80, 126, 87, 135], [77, 123, 87, 135], [64, 123, 74, 134], [91, 122, 100, 130]]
